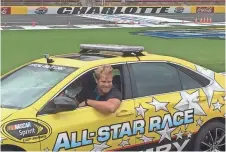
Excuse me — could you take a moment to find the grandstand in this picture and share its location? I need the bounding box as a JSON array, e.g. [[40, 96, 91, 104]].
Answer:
[[1, 0, 225, 7]]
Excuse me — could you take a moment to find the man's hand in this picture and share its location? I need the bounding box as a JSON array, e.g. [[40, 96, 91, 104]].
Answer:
[[78, 101, 86, 107]]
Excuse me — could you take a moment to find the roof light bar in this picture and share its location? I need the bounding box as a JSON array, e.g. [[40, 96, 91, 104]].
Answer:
[[79, 44, 144, 53]]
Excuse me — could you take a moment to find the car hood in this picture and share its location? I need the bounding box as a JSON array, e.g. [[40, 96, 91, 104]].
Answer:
[[1, 108, 18, 121]]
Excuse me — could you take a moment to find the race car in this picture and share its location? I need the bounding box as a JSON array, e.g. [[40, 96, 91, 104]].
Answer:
[[1, 44, 225, 151]]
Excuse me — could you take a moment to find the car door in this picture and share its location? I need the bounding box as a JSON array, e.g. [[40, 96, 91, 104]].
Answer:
[[35, 63, 136, 151], [126, 61, 211, 151]]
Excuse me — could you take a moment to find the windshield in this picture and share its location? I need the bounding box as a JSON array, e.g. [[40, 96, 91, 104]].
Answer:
[[1, 63, 77, 109]]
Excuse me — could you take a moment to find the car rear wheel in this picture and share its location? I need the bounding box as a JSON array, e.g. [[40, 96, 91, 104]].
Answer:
[[193, 121, 225, 151]]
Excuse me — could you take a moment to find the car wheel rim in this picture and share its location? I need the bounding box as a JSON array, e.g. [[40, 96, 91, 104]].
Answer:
[[200, 128, 225, 151]]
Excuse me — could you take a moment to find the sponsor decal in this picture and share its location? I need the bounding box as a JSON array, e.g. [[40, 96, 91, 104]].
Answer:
[[6, 122, 32, 131], [29, 63, 67, 71], [57, 7, 170, 14], [1, 119, 52, 143], [196, 7, 214, 13], [1, 7, 11, 15], [53, 109, 194, 151], [174, 7, 184, 13], [35, 6, 48, 14]]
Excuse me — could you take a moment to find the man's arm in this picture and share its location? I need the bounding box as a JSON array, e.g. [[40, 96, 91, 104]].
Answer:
[[87, 98, 121, 114]]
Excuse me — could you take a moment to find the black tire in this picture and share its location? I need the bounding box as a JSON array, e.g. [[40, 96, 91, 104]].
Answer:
[[193, 121, 225, 151], [1, 147, 15, 152], [1, 146, 25, 152]]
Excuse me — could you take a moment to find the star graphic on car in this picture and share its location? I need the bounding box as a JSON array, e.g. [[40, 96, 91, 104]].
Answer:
[[196, 117, 203, 127], [174, 90, 206, 116], [135, 104, 148, 119], [187, 131, 192, 138], [138, 135, 154, 143], [195, 65, 225, 107], [147, 97, 169, 112], [156, 123, 176, 143], [174, 128, 184, 140], [212, 101, 224, 112], [90, 142, 110, 152], [118, 139, 130, 147]]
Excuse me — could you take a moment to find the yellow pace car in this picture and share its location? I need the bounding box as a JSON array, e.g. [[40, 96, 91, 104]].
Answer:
[[1, 44, 225, 151]]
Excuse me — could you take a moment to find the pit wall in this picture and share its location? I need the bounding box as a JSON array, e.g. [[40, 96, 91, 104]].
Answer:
[[1, 6, 225, 15]]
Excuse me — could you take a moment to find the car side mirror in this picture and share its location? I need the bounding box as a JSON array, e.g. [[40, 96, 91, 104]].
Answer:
[[38, 96, 78, 115], [53, 96, 78, 113]]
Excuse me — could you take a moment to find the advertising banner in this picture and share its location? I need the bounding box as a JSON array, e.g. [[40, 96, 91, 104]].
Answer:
[[168, 6, 191, 13], [196, 6, 214, 13], [191, 6, 225, 13], [27, 6, 192, 15], [214, 6, 225, 13], [1, 7, 11, 15], [4, 6, 225, 15], [11, 6, 27, 15], [27, 6, 51, 14]]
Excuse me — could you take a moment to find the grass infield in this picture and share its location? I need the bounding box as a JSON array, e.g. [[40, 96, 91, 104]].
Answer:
[[1, 27, 225, 75]]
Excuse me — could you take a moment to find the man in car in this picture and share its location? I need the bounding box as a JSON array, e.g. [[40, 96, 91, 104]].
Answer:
[[76, 64, 122, 114]]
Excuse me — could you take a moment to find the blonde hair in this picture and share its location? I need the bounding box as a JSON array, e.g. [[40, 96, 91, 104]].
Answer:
[[94, 64, 113, 80]]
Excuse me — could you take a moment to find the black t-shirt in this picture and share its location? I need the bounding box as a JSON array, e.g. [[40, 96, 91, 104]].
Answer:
[[76, 85, 122, 103]]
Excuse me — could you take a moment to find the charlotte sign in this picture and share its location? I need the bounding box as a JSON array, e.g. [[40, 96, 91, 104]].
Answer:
[[56, 7, 171, 14], [27, 6, 192, 14]]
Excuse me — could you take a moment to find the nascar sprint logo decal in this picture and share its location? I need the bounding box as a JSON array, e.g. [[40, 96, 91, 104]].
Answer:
[[1, 119, 52, 143], [57, 6, 170, 14], [53, 109, 194, 151]]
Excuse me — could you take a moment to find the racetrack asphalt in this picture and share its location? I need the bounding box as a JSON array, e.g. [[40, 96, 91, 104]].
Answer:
[[1, 14, 225, 26]]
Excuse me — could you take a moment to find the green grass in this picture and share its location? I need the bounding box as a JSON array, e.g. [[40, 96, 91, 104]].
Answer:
[[1, 27, 225, 75]]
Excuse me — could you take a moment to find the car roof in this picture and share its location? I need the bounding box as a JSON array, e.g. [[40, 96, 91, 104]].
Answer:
[[31, 44, 187, 69], [32, 44, 148, 68], [33, 52, 149, 68], [34, 52, 184, 68]]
